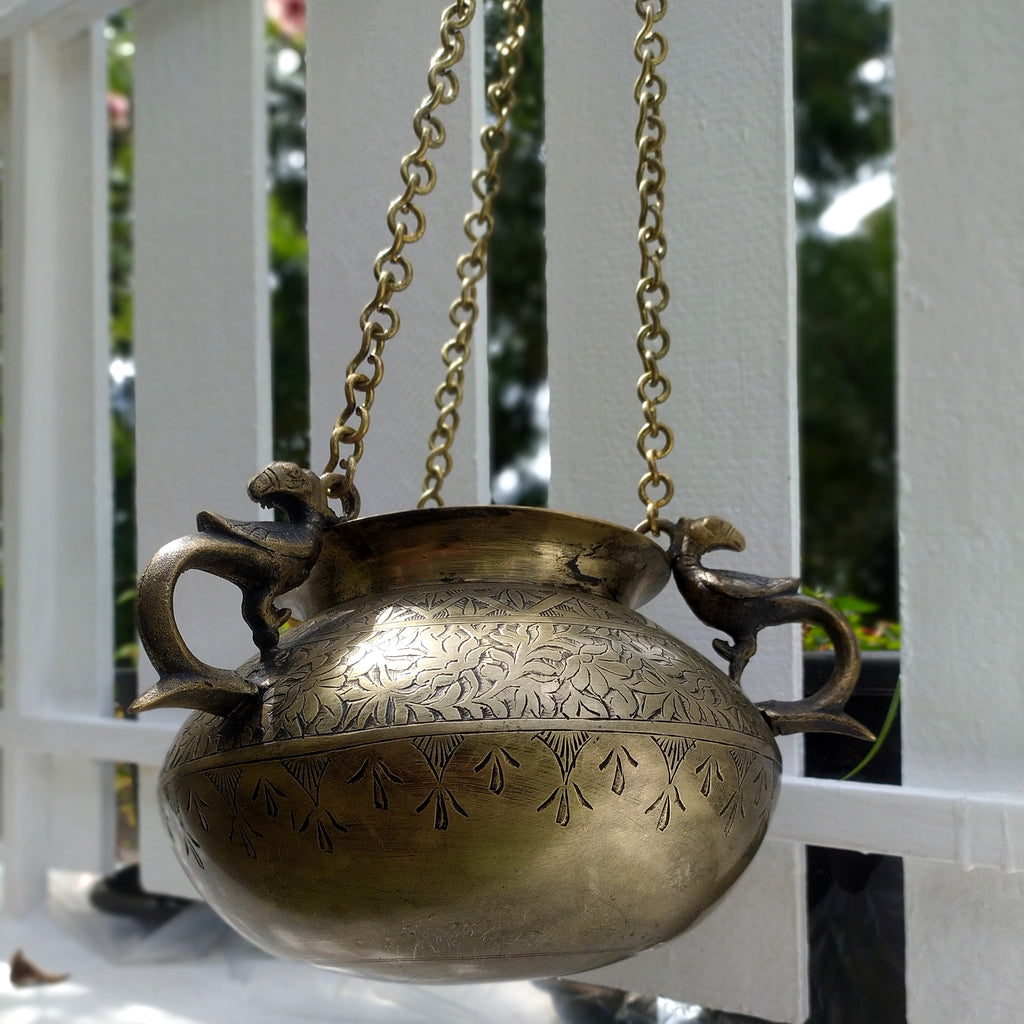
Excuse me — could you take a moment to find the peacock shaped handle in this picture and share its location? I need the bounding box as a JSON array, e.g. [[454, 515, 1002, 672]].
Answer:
[[663, 515, 874, 741], [129, 462, 343, 718]]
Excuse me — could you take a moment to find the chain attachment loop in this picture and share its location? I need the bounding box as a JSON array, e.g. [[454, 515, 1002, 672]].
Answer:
[[419, 0, 529, 507]]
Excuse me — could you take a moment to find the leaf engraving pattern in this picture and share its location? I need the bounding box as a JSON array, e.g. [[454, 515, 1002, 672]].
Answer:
[[185, 789, 210, 832], [536, 730, 593, 826], [283, 754, 331, 805], [164, 584, 770, 771], [474, 747, 521, 795], [167, 731, 780, 870], [413, 734, 468, 830], [645, 735, 696, 831], [280, 754, 351, 853], [347, 757, 404, 810], [181, 830, 204, 869], [251, 776, 286, 817], [719, 747, 778, 836], [695, 754, 726, 800], [160, 797, 204, 872], [229, 817, 263, 859], [206, 766, 242, 816], [598, 744, 639, 796], [297, 807, 348, 853]]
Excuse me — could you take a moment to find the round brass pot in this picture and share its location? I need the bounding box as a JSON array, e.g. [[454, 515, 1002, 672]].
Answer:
[[132, 472, 868, 982]]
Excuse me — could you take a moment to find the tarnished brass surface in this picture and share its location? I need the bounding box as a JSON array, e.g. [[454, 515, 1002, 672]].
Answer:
[[664, 516, 874, 741], [292, 504, 670, 617], [133, 492, 869, 982], [144, 507, 776, 980], [132, 463, 342, 716]]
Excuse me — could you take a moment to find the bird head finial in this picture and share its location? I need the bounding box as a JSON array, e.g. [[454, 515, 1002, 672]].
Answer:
[[670, 515, 746, 564]]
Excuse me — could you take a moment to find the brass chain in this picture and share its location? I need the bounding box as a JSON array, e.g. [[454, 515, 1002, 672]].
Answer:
[[633, 0, 675, 535], [419, 0, 529, 507], [322, 1, 476, 503], [325, 0, 672, 518]]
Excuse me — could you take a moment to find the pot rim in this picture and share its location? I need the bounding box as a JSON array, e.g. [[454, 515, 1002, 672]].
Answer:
[[289, 503, 671, 618]]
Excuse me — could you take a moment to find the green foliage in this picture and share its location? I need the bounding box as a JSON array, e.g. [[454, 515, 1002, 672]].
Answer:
[[802, 588, 901, 652], [794, 0, 891, 217], [794, 0, 897, 628], [266, 22, 310, 467], [800, 203, 895, 618], [842, 675, 901, 780], [486, 0, 547, 505], [107, 14, 137, 665], [108, 14, 133, 363]]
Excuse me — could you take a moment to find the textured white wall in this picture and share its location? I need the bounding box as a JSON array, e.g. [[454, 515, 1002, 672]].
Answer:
[[897, 2, 1024, 1020], [133, 0, 271, 897], [1, 22, 114, 911]]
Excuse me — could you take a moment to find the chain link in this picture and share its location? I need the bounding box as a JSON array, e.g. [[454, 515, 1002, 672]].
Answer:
[[633, 0, 675, 534], [322, 1, 476, 503], [418, 0, 528, 507]]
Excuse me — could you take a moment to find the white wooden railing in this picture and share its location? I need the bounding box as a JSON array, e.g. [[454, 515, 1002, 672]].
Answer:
[[1, 1, 1023, 1021]]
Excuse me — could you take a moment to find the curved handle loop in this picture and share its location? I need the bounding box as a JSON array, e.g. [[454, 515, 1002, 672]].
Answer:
[[129, 463, 341, 718], [662, 516, 874, 741]]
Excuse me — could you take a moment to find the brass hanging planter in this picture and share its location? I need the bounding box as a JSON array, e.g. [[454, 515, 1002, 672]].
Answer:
[[131, 0, 871, 983]]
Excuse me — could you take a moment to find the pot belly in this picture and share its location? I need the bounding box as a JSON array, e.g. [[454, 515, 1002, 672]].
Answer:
[[159, 721, 779, 981]]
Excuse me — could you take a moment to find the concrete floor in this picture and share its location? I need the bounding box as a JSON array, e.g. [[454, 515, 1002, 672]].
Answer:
[[0, 872, 706, 1024], [0, 872, 570, 1024]]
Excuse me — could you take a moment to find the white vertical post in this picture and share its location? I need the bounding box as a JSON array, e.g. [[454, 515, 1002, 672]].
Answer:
[[546, 2, 804, 1019], [133, 0, 270, 896], [896, 3, 1024, 1020], [0, 22, 112, 913], [307, 0, 489, 515]]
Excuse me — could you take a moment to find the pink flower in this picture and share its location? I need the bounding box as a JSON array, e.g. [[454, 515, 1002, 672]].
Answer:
[[107, 92, 131, 133], [267, 0, 306, 39]]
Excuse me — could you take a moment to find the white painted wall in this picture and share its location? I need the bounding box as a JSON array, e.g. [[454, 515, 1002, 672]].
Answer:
[[0, 21, 113, 913], [130, 0, 271, 896], [896, 1, 1024, 1019]]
